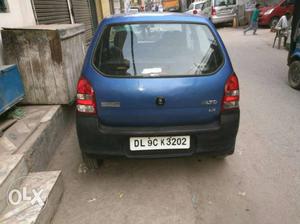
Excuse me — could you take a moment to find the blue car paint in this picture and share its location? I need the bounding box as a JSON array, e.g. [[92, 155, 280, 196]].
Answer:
[[82, 13, 235, 126], [291, 46, 300, 60]]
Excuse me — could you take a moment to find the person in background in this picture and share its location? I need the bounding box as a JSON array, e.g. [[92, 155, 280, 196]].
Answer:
[[244, 3, 260, 35], [158, 4, 163, 12], [275, 14, 289, 31], [274, 14, 292, 47], [152, 4, 155, 12]]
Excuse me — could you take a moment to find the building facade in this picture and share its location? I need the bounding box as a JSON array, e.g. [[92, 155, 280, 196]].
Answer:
[[0, 0, 113, 65], [0, 0, 36, 65]]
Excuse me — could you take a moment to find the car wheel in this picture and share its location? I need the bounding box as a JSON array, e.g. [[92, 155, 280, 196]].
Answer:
[[269, 17, 279, 28], [82, 152, 102, 169], [288, 61, 300, 90]]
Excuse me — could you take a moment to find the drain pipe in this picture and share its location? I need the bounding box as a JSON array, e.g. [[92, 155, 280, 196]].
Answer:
[[30, 0, 39, 25], [66, 0, 75, 24]]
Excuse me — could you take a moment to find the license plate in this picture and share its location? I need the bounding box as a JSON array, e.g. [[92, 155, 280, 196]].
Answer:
[[129, 136, 190, 151], [219, 9, 232, 14]]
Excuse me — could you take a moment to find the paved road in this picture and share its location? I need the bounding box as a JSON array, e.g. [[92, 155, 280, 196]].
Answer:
[[49, 28, 300, 224]]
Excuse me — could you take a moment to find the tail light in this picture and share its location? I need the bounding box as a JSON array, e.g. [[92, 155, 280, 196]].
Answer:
[[211, 6, 216, 16], [222, 73, 239, 111], [76, 76, 96, 114], [193, 9, 197, 14]]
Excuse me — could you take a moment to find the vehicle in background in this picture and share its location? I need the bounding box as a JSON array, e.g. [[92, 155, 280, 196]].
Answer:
[[288, 0, 300, 89], [128, 8, 139, 13], [186, 1, 207, 15], [162, 0, 180, 12], [128, 6, 140, 13], [202, 0, 238, 24], [76, 13, 240, 168], [158, 4, 164, 12], [259, 0, 294, 28]]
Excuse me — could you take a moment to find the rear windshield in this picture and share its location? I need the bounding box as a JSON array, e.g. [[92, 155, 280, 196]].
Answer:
[[215, 0, 236, 7], [188, 3, 204, 10], [188, 4, 194, 10], [195, 3, 204, 9], [93, 23, 224, 77]]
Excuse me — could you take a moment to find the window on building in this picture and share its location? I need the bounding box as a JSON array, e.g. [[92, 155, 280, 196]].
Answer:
[[0, 0, 8, 12]]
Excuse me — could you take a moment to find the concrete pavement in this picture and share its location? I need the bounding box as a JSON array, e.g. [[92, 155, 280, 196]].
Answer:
[[0, 105, 68, 223], [48, 28, 300, 224]]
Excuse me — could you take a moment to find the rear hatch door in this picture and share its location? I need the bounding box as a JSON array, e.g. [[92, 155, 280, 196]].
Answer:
[[91, 22, 229, 127], [215, 1, 237, 16], [94, 75, 225, 126]]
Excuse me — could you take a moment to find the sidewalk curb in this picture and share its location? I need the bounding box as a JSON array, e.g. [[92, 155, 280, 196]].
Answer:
[[17, 106, 73, 172]]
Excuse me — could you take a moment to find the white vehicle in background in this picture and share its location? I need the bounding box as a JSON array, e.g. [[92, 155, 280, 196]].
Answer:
[[202, 0, 238, 24], [128, 6, 140, 13], [158, 4, 164, 12], [186, 0, 207, 15]]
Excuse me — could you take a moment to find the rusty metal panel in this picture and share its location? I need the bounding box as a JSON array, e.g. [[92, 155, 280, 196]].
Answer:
[[33, 0, 71, 24], [1, 24, 86, 104], [71, 0, 94, 43]]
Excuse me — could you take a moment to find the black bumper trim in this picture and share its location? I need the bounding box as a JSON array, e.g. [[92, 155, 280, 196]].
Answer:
[[76, 110, 240, 158], [97, 121, 221, 136]]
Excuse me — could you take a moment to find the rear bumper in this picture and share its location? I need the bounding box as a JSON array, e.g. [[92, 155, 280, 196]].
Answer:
[[211, 14, 235, 24], [76, 110, 240, 159]]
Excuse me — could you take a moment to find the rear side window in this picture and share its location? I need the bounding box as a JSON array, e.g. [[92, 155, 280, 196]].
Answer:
[[215, 0, 236, 6], [195, 3, 204, 9], [188, 4, 194, 10], [93, 23, 224, 77]]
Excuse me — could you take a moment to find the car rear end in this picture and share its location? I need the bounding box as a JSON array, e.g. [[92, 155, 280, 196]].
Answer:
[[128, 8, 139, 14], [186, 1, 206, 15], [211, 0, 237, 24], [76, 14, 239, 162]]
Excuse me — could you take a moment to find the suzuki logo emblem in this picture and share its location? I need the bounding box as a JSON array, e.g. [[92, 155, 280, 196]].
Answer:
[[156, 97, 165, 106]]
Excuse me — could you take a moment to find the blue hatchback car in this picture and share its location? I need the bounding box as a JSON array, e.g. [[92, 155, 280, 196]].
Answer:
[[76, 13, 240, 168]]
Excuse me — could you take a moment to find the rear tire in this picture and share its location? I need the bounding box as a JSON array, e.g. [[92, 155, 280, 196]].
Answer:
[[82, 152, 102, 169], [288, 61, 300, 90]]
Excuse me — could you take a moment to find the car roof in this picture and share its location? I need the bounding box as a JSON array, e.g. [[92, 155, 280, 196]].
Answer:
[[103, 12, 210, 24]]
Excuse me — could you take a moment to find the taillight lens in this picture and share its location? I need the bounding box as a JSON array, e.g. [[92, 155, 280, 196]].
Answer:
[[211, 6, 216, 16], [193, 9, 197, 14], [76, 76, 96, 114], [222, 73, 240, 111]]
